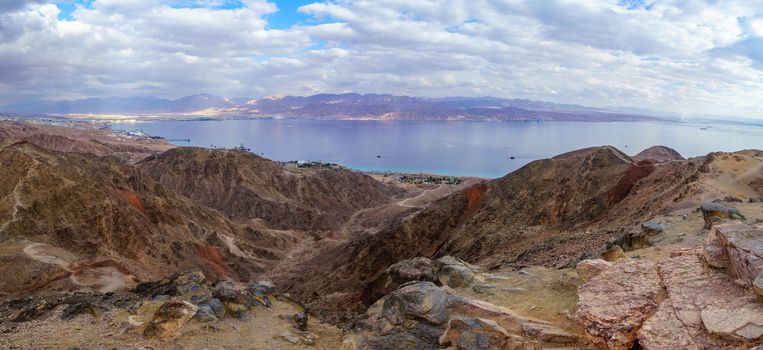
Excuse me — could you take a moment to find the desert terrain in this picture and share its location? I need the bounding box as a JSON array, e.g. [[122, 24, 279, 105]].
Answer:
[[1, 120, 763, 349]]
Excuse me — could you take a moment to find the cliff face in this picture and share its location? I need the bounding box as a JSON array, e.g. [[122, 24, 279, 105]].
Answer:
[[136, 147, 401, 231]]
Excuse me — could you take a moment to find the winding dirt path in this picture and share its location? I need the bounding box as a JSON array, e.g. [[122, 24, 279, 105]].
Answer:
[[397, 179, 481, 208], [397, 187, 443, 208]]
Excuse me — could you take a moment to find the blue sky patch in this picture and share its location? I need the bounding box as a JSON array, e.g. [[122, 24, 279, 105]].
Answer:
[[617, 0, 653, 10], [54, 0, 317, 27], [266, 0, 316, 29]]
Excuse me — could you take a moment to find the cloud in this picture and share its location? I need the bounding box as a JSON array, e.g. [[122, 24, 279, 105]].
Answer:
[[0, 0, 50, 14], [0, 0, 762, 118]]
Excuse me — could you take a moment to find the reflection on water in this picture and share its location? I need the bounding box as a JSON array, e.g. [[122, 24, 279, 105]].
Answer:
[[113, 119, 763, 178]]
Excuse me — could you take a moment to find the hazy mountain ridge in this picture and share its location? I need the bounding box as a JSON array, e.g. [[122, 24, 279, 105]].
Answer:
[[2, 93, 665, 122], [3, 94, 233, 114]]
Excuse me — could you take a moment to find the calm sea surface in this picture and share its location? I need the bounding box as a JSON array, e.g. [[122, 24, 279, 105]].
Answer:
[[112, 119, 763, 178]]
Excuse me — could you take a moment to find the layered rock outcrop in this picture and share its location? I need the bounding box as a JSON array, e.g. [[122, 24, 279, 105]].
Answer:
[[703, 222, 763, 289], [576, 223, 763, 349]]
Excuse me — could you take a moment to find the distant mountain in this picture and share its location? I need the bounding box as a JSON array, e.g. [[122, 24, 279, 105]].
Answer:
[[1, 93, 233, 114], [236, 93, 664, 122], [1, 92, 666, 122]]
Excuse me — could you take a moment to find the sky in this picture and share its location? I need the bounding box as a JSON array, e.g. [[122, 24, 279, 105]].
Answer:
[[0, 1, 762, 118]]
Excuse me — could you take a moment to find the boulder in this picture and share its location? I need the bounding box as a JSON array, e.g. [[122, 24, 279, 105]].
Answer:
[[206, 298, 226, 319], [575, 259, 612, 283], [438, 264, 476, 288], [703, 227, 730, 268], [703, 223, 763, 287], [380, 281, 449, 326], [143, 300, 198, 341], [365, 281, 450, 349], [700, 203, 745, 229], [640, 221, 665, 247], [439, 316, 514, 350], [576, 259, 662, 350], [248, 281, 273, 308], [601, 245, 626, 262], [212, 280, 271, 320], [192, 304, 218, 323], [362, 257, 438, 306], [436, 256, 481, 288]]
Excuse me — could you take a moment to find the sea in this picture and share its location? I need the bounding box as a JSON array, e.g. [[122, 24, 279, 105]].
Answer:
[[111, 119, 763, 178]]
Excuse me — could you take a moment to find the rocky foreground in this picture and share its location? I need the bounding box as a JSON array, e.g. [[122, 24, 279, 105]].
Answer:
[[3, 120, 763, 349]]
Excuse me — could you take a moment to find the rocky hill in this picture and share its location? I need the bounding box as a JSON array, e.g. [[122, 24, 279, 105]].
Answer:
[[632, 145, 685, 162], [0, 139, 276, 295], [137, 147, 402, 231], [277, 146, 754, 321]]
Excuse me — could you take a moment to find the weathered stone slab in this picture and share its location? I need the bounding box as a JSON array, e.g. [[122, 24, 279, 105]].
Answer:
[[576, 259, 662, 350]]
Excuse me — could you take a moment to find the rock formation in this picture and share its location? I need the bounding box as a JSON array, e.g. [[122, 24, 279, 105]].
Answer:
[[700, 202, 746, 229], [576, 222, 763, 349]]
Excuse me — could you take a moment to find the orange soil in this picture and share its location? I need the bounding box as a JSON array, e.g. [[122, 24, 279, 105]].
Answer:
[[194, 244, 231, 279], [464, 183, 487, 210], [121, 191, 146, 214]]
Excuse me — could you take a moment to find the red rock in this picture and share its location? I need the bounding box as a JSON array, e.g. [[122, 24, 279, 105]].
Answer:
[[704, 223, 763, 287], [638, 255, 763, 348], [576, 259, 662, 350]]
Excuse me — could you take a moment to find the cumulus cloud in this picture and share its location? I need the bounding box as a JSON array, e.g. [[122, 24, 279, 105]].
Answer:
[[0, 0, 50, 13], [0, 0, 762, 118]]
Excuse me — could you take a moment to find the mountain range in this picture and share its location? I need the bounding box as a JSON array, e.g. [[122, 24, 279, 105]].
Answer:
[[1, 93, 667, 122], [2, 94, 234, 115]]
